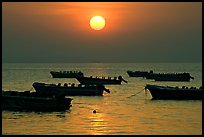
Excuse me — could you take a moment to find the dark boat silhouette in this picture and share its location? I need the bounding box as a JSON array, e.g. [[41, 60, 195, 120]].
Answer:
[[127, 70, 153, 77], [32, 82, 110, 96], [145, 72, 194, 82], [145, 84, 202, 100], [76, 75, 128, 85], [2, 90, 73, 112], [50, 70, 84, 78]]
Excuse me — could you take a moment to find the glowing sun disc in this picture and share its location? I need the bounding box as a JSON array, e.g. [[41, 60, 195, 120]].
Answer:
[[90, 16, 105, 30]]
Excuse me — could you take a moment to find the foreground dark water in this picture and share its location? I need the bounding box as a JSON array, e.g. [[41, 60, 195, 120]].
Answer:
[[2, 63, 202, 135]]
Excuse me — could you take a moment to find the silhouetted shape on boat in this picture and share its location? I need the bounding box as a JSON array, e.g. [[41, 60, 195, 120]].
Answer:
[[32, 82, 110, 96], [2, 90, 72, 112], [76, 75, 128, 85], [145, 72, 194, 82], [145, 84, 202, 100], [127, 70, 153, 77], [50, 70, 84, 78]]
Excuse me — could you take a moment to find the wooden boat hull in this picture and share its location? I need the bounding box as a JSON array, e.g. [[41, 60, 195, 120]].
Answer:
[[127, 70, 149, 77], [32, 82, 106, 96], [145, 73, 194, 82], [154, 76, 191, 81], [50, 71, 84, 78], [2, 91, 72, 111], [76, 76, 126, 85], [145, 84, 202, 100]]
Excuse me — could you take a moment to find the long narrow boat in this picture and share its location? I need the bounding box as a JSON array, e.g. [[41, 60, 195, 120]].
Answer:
[[145, 72, 194, 82], [127, 70, 153, 77], [145, 84, 202, 100], [76, 76, 128, 85], [32, 82, 110, 96], [50, 70, 84, 78], [2, 90, 73, 112]]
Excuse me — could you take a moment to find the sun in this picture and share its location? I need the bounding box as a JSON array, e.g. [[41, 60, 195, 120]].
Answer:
[[90, 16, 105, 30]]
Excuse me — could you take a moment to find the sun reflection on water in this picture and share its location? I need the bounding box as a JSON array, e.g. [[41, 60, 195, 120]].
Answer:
[[88, 111, 109, 135]]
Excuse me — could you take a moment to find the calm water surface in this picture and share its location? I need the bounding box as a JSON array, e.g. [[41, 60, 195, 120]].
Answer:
[[2, 63, 202, 135]]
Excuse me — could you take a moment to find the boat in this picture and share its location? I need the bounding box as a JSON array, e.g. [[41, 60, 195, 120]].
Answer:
[[2, 90, 73, 112], [50, 70, 84, 78], [76, 75, 128, 85], [145, 72, 194, 82], [145, 84, 202, 100], [127, 70, 153, 77], [32, 82, 110, 96]]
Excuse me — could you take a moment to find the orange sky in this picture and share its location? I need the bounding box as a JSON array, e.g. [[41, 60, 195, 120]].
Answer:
[[2, 2, 202, 63]]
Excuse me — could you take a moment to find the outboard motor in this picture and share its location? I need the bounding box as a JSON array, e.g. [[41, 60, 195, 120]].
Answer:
[[104, 88, 110, 93], [99, 84, 110, 93], [184, 72, 194, 80], [118, 76, 128, 83]]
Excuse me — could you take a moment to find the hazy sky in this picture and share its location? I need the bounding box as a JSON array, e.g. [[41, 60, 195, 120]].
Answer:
[[2, 2, 202, 63]]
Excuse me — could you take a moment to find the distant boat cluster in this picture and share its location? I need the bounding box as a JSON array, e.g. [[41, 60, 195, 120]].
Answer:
[[127, 70, 194, 82], [2, 70, 128, 112], [33, 71, 127, 96], [127, 70, 202, 100], [2, 69, 202, 112]]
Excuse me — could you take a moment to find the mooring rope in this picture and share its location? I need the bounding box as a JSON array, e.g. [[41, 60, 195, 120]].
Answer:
[[126, 88, 145, 98]]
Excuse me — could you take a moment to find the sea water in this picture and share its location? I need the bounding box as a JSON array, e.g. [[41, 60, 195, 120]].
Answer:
[[2, 63, 202, 135]]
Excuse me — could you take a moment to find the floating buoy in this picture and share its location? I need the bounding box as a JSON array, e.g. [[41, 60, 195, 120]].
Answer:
[[93, 110, 96, 113]]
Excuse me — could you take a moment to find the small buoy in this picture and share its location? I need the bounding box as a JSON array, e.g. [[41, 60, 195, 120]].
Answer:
[[93, 110, 96, 113]]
